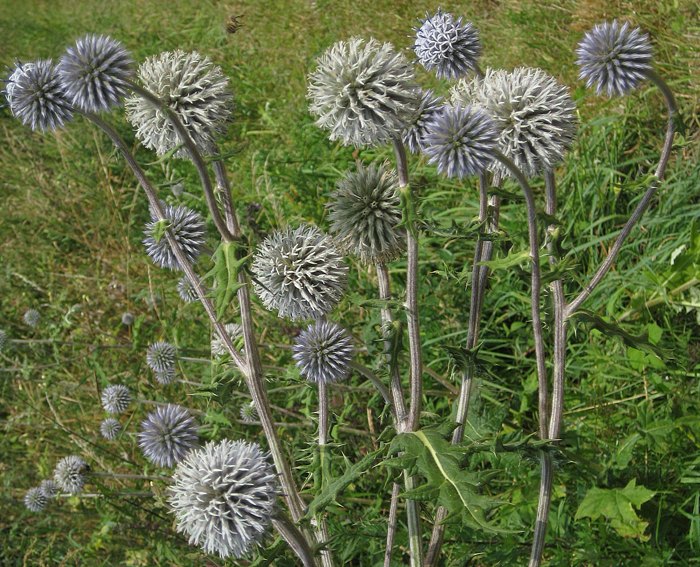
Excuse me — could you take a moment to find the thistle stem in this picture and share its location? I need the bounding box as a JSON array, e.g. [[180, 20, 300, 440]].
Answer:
[[384, 482, 402, 567], [91, 472, 167, 481], [315, 381, 335, 567], [273, 514, 319, 567]]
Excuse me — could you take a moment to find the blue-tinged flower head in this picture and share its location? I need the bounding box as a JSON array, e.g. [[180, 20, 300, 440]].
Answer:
[[126, 50, 233, 158], [23, 308, 40, 328], [328, 162, 405, 265], [101, 384, 132, 415], [155, 367, 177, 385], [100, 417, 122, 440], [168, 439, 277, 559], [177, 276, 199, 303], [403, 89, 444, 155], [53, 455, 88, 494], [146, 341, 177, 374], [252, 224, 348, 321], [414, 9, 481, 79], [4, 60, 73, 131], [58, 34, 133, 112], [308, 37, 420, 147], [423, 103, 497, 178], [39, 479, 59, 499], [24, 487, 47, 512], [293, 320, 354, 384], [211, 323, 243, 357], [138, 404, 199, 468], [121, 312, 134, 326], [576, 20, 652, 97], [143, 204, 206, 271], [452, 67, 577, 182]]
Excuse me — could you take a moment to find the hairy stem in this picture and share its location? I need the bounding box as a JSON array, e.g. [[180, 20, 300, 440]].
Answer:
[[273, 514, 319, 567], [384, 482, 402, 567], [315, 381, 335, 567]]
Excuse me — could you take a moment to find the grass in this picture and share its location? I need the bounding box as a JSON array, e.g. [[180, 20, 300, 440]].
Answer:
[[1, 0, 699, 565]]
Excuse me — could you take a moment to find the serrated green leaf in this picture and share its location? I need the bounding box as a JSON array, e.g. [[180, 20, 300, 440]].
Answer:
[[480, 249, 531, 271]]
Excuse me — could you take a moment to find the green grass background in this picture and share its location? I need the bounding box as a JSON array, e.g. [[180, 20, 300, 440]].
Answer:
[[1, 0, 699, 565]]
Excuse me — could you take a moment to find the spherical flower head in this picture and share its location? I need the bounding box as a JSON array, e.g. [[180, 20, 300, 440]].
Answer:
[[121, 311, 134, 326], [239, 402, 258, 424], [414, 9, 481, 79], [138, 404, 199, 468], [58, 34, 133, 112], [146, 341, 177, 374], [0, 329, 7, 352], [53, 455, 88, 494], [177, 276, 199, 303], [101, 384, 131, 414], [252, 224, 348, 321], [24, 487, 47, 512], [155, 367, 177, 385], [23, 308, 40, 328], [168, 439, 277, 559], [100, 417, 122, 440], [211, 323, 243, 357], [308, 37, 420, 148], [126, 50, 233, 159], [293, 320, 354, 384], [39, 479, 60, 499], [423, 103, 498, 178], [576, 20, 652, 97], [403, 89, 444, 155], [4, 60, 73, 132], [143, 204, 206, 271], [452, 68, 577, 182], [328, 162, 405, 265]]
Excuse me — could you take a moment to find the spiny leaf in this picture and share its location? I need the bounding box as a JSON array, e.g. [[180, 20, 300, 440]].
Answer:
[[480, 249, 531, 271], [151, 219, 170, 243]]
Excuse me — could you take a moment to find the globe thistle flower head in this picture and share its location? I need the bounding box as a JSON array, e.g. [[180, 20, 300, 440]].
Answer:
[[155, 367, 177, 385], [101, 384, 131, 414], [58, 34, 133, 112], [121, 311, 134, 326], [100, 417, 122, 440], [403, 89, 444, 155], [54, 455, 88, 494], [177, 276, 199, 303], [423, 103, 498, 178], [168, 439, 277, 559], [23, 308, 40, 328], [4, 60, 73, 131], [211, 323, 243, 357], [452, 68, 577, 182], [293, 320, 354, 384], [576, 20, 653, 97], [252, 224, 348, 321], [308, 37, 420, 147], [414, 9, 482, 79], [39, 479, 60, 499], [126, 50, 233, 158], [24, 487, 47, 512], [143, 204, 206, 271], [239, 402, 258, 424], [146, 341, 177, 374], [138, 404, 199, 468], [328, 162, 405, 265], [0, 329, 7, 352]]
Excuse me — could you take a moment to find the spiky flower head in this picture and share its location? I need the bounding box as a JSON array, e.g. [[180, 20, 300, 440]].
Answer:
[[0, 329, 7, 352], [4, 60, 73, 131], [328, 162, 405, 265], [155, 367, 177, 385], [39, 479, 60, 499], [308, 37, 420, 147], [239, 402, 258, 424], [576, 20, 653, 97], [252, 224, 347, 320], [403, 89, 444, 155], [138, 404, 199, 468], [452, 68, 577, 182], [121, 312, 134, 326], [24, 487, 47, 512], [126, 50, 233, 159], [146, 341, 177, 374], [143, 204, 206, 271], [423, 103, 498, 178], [177, 276, 199, 303], [414, 9, 481, 79], [211, 323, 243, 357], [168, 439, 277, 559], [58, 34, 133, 112], [293, 320, 354, 384], [100, 417, 122, 440], [23, 308, 40, 328], [53, 455, 88, 494], [101, 384, 132, 415]]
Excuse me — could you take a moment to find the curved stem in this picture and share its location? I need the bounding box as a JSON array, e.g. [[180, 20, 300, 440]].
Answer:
[[566, 70, 677, 317], [273, 514, 319, 567], [349, 361, 393, 409]]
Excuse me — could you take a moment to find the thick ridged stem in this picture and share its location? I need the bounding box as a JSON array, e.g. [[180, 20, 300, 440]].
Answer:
[[83, 113, 307, 535], [126, 81, 235, 242], [384, 482, 402, 567], [528, 452, 554, 567], [566, 70, 677, 318], [315, 381, 334, 567], [273, 514, 318, 567], [393, 138, 424, 567]]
